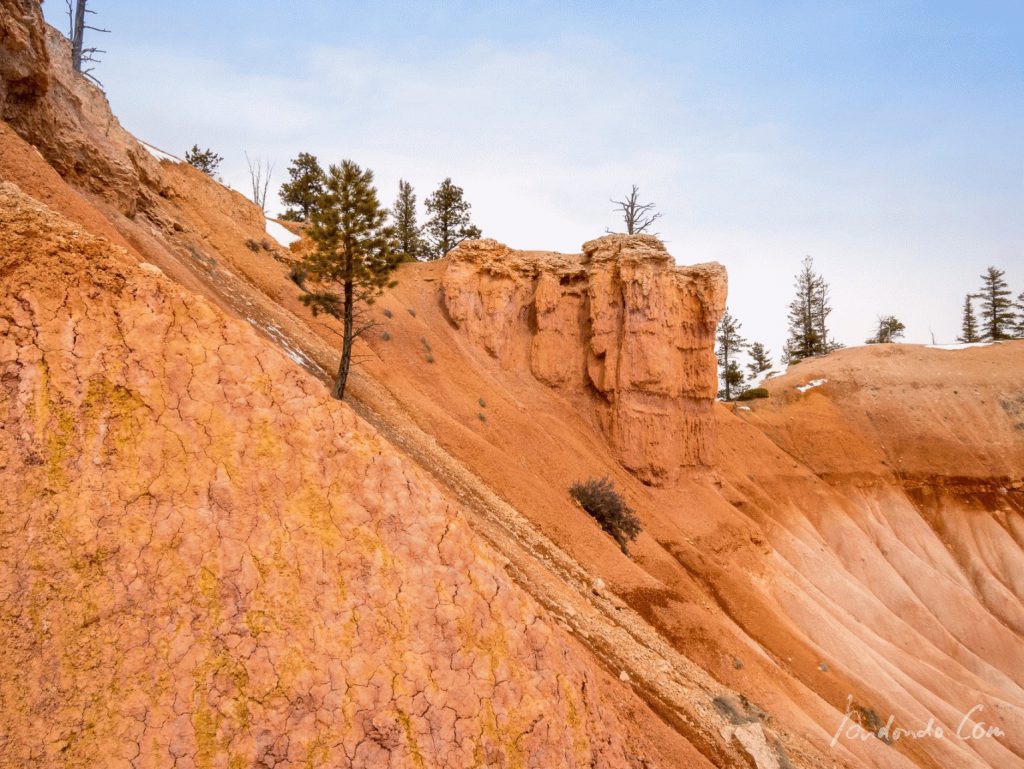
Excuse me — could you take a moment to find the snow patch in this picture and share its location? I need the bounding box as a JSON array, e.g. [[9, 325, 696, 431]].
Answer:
[[266, 219, 300, 247], [140, 141, 180, 163], [795, 378, 827, 393], [736, 405, 752, 411], [926, 342, 993, 350]]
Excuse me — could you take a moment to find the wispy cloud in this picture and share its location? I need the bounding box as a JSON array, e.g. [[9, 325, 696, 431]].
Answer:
[[68, 3, 1023, 357]]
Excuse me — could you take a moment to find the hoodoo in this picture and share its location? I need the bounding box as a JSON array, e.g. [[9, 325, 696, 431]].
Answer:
[[442, 235, 727, 484]]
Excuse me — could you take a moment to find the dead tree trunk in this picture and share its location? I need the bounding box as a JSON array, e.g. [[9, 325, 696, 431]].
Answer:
[[245, 153, 275, 213], [66, 1, 109, 79], [609, 185, 661, 235]]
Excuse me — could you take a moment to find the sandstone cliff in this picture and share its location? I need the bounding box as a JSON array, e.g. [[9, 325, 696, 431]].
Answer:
[[0, 182, 644, 768], [442, 237, 726, 485], [0, 0, 163, 216], [2, 4, 1023, 768]]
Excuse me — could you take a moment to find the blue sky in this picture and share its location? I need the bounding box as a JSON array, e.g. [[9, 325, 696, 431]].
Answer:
[[44, 1, 1023, 359]]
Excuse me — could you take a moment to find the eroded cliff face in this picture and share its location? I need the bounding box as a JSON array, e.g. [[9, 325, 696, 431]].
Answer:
[[0, 0, 50, 109], [0, 183, 638, 769], [442, 236, 726, 486], [0, 1, 164, 216]]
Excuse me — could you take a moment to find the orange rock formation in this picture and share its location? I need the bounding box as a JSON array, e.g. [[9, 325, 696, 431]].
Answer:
[[0, 183, 646, 768], [442, 236, 726, 484], [2, 3, 1022, 768]]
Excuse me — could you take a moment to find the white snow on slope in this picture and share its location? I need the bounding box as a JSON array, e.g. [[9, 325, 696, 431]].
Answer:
[[140, 141, 180, 163], [266, 219, 300, 247], [795, 378, 827, 393], [926, 342, 993, 350]]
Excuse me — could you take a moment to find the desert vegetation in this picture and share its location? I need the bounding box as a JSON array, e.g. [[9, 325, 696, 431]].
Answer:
[[569, 477, 642, 554]]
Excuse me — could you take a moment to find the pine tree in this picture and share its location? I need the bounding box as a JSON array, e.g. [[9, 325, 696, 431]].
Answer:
[[977, 266, 1016, 341], [279, 153, 327, 221], [297, 160, 398, 400], [1016, 291, 1024, 338], [866, 315, 905, 344], [957, 294, 980, 343], [424, 178, 482, 259], [716, 307, 748, 401], [185, 145, 222, 176], [746, 342, 773, 381], [391, 180, 423, 262], [783, 256, 837, 363]]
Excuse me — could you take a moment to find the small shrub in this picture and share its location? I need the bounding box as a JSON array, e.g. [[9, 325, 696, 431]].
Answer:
[[382, 308, 393, 319], [425, 353, 434, 364], [381, 331, 391, 341], [569, 477, 641, 554], [478, 397, 486, 408], [407, 307, 417, 317], [185, 145, 222, 176], [477, 412, 487, 422], [737, 387, 769, 401], [261, 239, 273, 251], [420, 336, 432, 353], [245, 238, 261, 252]]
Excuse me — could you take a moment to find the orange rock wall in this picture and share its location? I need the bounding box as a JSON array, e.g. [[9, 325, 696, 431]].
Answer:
[[442, 236, 726, 485], [0, 184, 635, 769]]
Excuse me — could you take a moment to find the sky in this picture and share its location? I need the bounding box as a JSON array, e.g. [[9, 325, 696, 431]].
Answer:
[[44, 1, 1024, 360]]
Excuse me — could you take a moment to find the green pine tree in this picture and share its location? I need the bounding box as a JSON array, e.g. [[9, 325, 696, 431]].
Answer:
[[866, 315, 906, 344], [185, 145, 222, 176], [783, 256, 837, 363], [716, 306, 748, 401], [297, 160, 398, 400], [957, 294, 980, 343], [1016, 291, 1024, 338], [746, 342, 773, 381], [391, 180, 424, 262], [977, 266, 1016, 341], [424, 178, 482, 259], [279, 152, 327, 221]]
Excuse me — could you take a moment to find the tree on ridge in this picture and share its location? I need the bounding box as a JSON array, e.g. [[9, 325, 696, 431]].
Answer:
[[782, 255, 840, 364], [392, 180, 424, 262], [423, 178, 482, 260], [296, 160, 399, 400], [957, 294, 980, 343], [716, 306, 748, 401], [977, 266, 1017, 341], [866, 315, 906, 344], [609, 185, 661, 235], [279, 153, 327, 222]]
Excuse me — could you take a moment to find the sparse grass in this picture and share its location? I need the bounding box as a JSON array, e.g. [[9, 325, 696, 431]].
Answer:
[[569, 477, 641, 554]]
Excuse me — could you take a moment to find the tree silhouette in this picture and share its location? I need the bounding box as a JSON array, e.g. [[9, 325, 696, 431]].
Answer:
[[66, 1, 109, 84], [609, 185, 661, 235]]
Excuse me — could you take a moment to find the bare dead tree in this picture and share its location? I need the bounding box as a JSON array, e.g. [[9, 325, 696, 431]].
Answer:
[[66, 0, 109, 84], [609, 185, 662, 235], [245, 153, 275, 213]]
